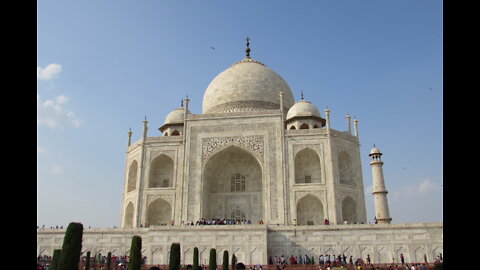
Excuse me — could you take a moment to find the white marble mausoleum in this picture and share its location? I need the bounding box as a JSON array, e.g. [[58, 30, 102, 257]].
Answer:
[[37, 41, 443, 265]]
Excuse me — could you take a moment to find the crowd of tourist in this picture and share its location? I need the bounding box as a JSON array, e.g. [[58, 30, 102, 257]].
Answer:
[[268, 253, 443, 270], [38, 218, 379, 230], [188, 218, 263, 225], [37, 248, 442, 270], [138, 218, 266, 227], [37, 225, 64, 229], [36, 253, 147, 270]]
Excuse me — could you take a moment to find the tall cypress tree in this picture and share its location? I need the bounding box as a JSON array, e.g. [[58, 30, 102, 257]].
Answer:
[[169, 243, 181, 270], [222, 250, 229, 270], [193, 247, 199, 270], [129, 235, 142, 270], [58, 222, 83, 270], [231, 253, 237, 270], [106, 252, 112, 270], [50, 249, 61, 270], [209, 248, 217, 270], [84, 251, 91, 270]]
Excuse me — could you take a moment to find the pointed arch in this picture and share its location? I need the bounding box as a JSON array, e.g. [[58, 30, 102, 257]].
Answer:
[[203, 145, 263, 222], [171, 130, 180, 136], [146, 198, 172, 226], [296, 194, 324, 225], [341, 196, 358, 224], [289, 125, 296, 130], [124, 202, 135, 228], [414, 246, 426, 263], [149, 154, 174, 188], [127, 160, 138, 192], [338, 150, 355, 185], [299, 123, 309, 129], [295, 148, 321, 183]]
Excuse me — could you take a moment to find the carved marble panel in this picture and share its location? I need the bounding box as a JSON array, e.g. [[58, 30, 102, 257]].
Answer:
[[202, 136, 264, 163]]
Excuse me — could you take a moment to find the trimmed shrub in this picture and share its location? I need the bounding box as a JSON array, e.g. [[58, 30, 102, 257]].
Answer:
[[209, 248, 217, 270], [169, 243, 181, 270], [84, 251, 91, 270], [50, 249, 61, 270], [128, 235, 142, 270], [193, 247, 199, 270], [231, 253, 237, 270], [106, 252, 112, 270], [59, 222, 83, 270], [222, 251, 229, 270]]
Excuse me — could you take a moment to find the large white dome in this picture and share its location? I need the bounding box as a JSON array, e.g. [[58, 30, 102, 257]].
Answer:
[[202, 57, 295, 114]]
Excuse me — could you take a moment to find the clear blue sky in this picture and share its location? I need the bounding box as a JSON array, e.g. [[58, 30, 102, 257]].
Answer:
[[37, 1, 443, 228]]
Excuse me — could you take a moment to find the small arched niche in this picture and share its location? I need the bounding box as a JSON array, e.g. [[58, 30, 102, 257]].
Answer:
[[146, 198, 172, 226], [294, 148, 322, 184], [127, 160, 138, 192], [124, 202, 134, 228], [299, 123, 309, 129], [149, 154, 174, 188], [341, 196, 358, 224], [338, 151, 355, 186], [296, 194, 324, 225]]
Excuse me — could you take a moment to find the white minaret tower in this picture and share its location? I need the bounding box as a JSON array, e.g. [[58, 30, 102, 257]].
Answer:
[[369, 145, 392, 224]]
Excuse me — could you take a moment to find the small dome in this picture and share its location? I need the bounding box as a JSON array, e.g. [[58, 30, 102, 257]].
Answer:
[[164, 108, 191, 124], [369, 147, 382, 156], [286, 100, 321, 121]]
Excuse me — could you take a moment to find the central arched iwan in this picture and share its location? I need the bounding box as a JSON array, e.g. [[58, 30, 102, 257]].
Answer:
[[202, 145, 263, 222]]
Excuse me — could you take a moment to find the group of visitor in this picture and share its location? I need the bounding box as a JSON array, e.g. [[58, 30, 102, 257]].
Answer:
[[139, 218, 266, 228], [269, 253, 354, 267], [36, 253, 148, 270], [37, 225, 64, 229], [268, 253, 443, 270], [183, 218, 265, 226], [193, 218, 253, 225]]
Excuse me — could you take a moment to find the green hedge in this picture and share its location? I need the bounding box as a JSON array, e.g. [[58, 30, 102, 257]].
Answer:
[[193, 247, 199, 270], [169, 243, 181, 270], [209, 248, 217, 270], [84, 251, 91, 270], [50, 249, 61, 270], [129, 235, 142, 270], [58, 222, 83, 270], [222, 251, 229, 270]]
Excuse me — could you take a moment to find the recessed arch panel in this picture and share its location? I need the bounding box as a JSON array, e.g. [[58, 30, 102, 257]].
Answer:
[[295, 148, 321, 184], [296, 194, 324, 225], [202, 145, 263, 222], [149, 154, 174, 188]]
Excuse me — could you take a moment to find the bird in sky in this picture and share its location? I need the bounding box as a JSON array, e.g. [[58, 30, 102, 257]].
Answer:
[[211, 46, 215, 50]]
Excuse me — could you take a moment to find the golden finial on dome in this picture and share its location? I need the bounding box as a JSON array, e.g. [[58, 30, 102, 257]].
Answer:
[[245, 36, 251, 58]]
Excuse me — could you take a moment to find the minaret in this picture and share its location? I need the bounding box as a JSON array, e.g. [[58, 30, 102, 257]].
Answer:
[[353, 118, 359, 138], [369, 146, 392, 224], [346, 114, 351, 134], [127, 128, 132, 147], [142, 116, 148, 139], [324, 108, 331, 129]]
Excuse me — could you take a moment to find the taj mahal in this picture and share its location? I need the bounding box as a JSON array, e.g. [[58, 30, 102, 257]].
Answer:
[[37, 40, 443, 265]]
